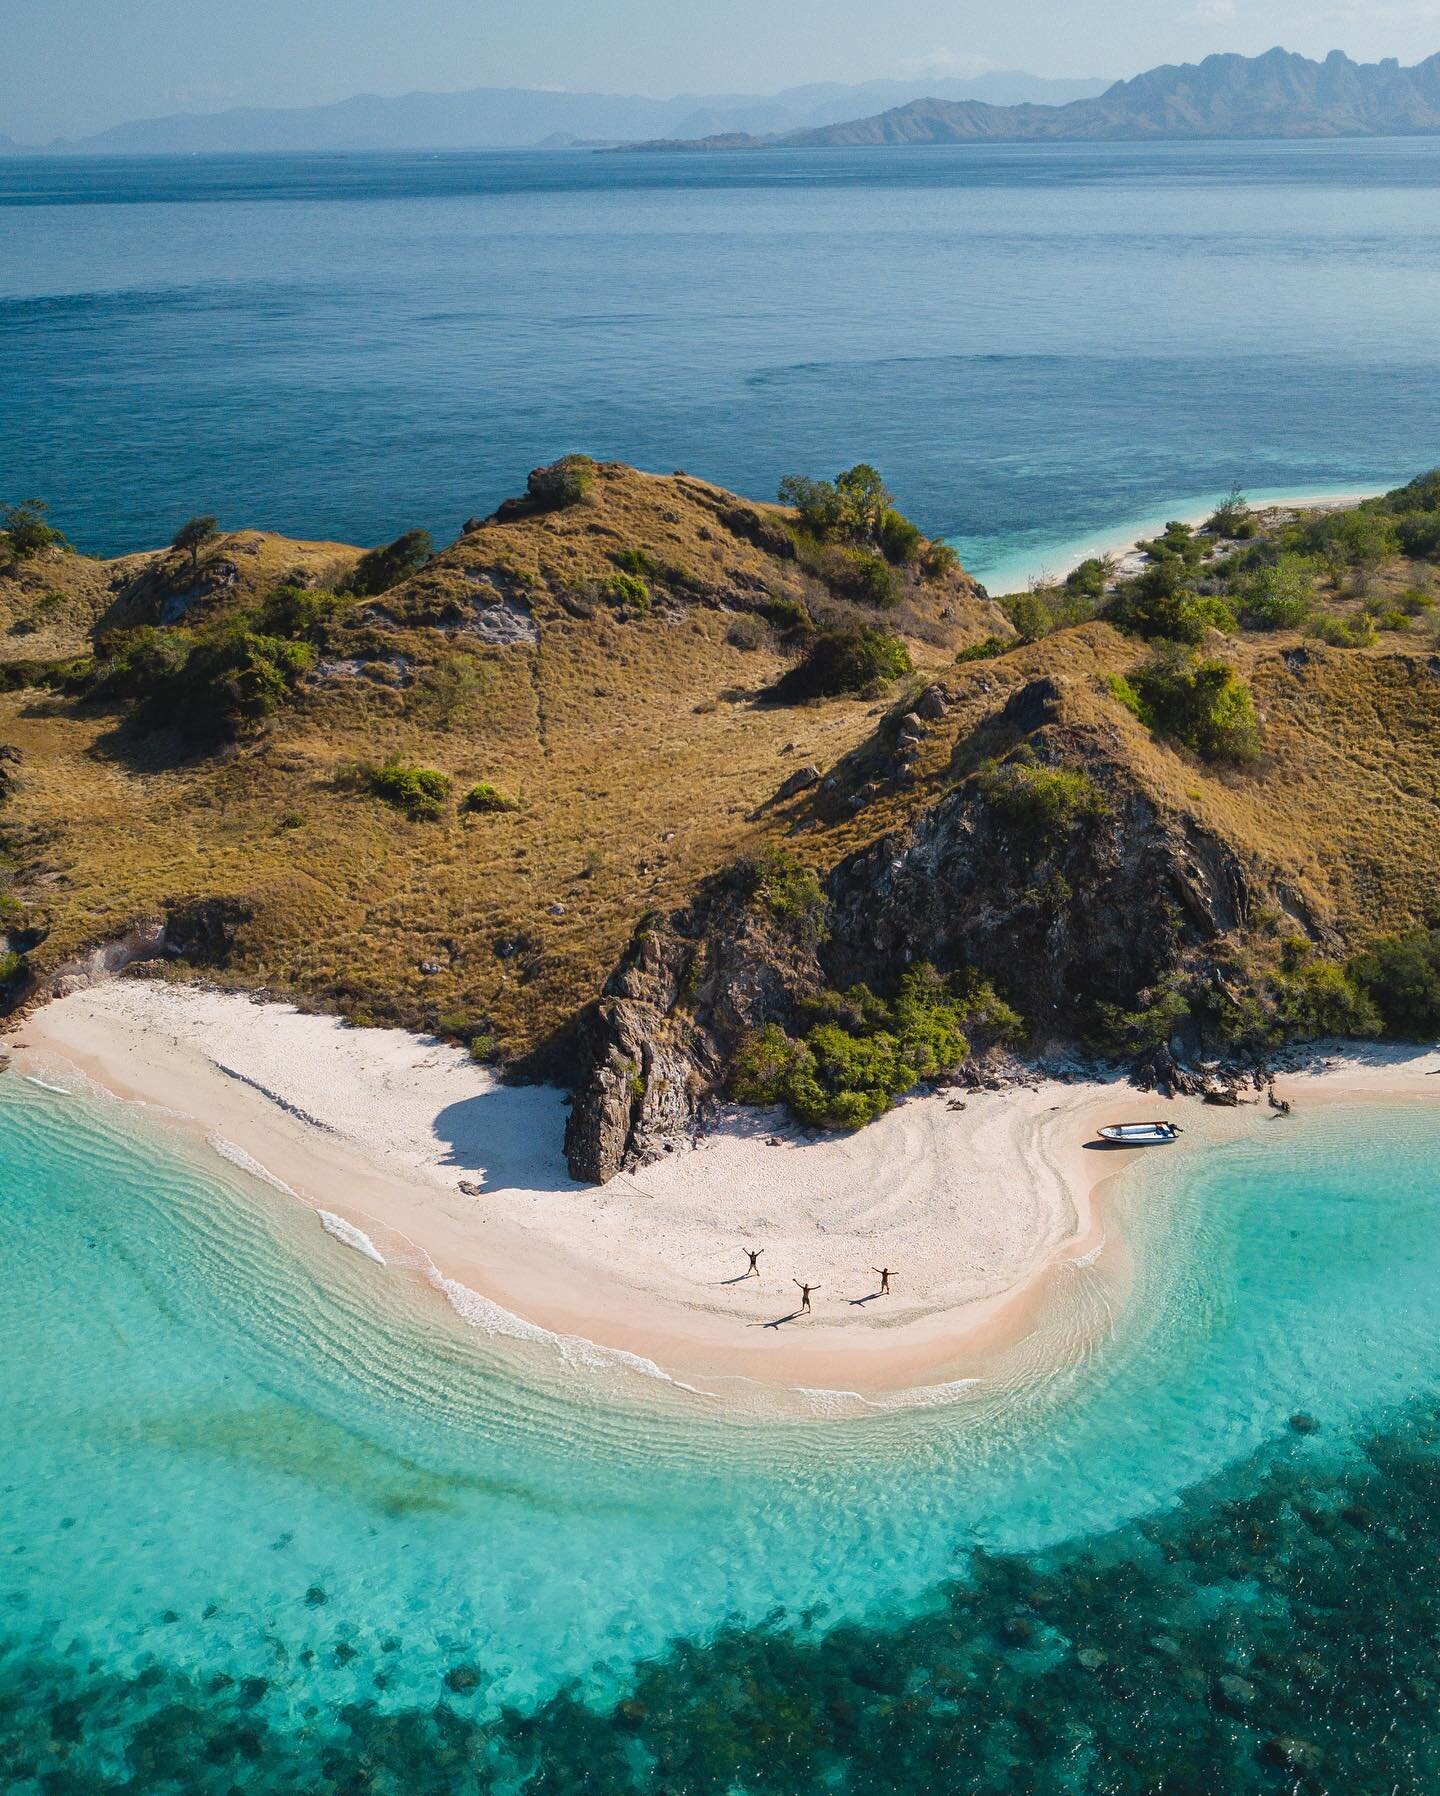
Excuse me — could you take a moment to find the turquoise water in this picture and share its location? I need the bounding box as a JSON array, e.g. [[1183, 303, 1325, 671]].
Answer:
[[5, 1069, 1440, 1789], [4, 140, 1440, 577]]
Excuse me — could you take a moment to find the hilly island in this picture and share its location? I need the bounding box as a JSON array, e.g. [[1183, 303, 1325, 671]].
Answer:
[[624, 48, 1440, 148], [4, 458, 1440, 1185]]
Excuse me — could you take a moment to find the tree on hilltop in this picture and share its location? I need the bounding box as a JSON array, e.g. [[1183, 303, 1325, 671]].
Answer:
[[172, 515, 219, 571], [2, 498, 68, 560]]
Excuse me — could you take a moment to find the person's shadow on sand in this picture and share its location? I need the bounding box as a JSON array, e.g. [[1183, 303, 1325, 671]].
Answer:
[[752, 1309, 805, 1329], [848, 1291, 882, 1306]]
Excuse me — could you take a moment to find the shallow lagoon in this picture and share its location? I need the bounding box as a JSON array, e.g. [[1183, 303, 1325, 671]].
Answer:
[[3, 1073, 1440, 1789]]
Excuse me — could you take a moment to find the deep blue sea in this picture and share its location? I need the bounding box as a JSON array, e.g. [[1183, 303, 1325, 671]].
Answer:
[[3, 140, 1440, 580]]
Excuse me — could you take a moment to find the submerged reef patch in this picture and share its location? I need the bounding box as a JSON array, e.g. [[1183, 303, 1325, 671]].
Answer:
[[5, 1393, 1440, 1792]]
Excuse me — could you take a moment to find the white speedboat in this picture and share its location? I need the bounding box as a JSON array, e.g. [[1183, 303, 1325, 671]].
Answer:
[[1097, 1121, 1182, 1145]]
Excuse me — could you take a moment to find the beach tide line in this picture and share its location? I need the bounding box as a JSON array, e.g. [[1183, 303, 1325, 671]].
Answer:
[[431, 1271, 711, 1398], [208, 1134, 298, 1196], [318, 1209, 387, 1265]]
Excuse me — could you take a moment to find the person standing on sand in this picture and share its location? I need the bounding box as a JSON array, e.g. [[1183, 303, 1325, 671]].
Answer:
[[872, 1267, 892, 1295], [743, 1247, 764, 1277], [794, 1279, 819, 1313]]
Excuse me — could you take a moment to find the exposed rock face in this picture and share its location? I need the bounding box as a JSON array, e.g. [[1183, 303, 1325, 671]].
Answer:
[[563, 883, 825, 1184], [773, 763, 821, 803], [826, 717, 1249, 1027], [563, 677, 1275, 1181], [0, 742, 20, 801]]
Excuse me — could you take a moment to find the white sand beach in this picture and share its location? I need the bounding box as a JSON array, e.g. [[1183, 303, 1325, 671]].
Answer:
[[975, 485, 1393, 595], [10, 979, 1439, 1401]]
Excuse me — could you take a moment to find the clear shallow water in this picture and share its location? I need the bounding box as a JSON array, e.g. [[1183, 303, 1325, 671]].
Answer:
[[3, 141, 1440, 578], [4, 1071, 1440, 1789]]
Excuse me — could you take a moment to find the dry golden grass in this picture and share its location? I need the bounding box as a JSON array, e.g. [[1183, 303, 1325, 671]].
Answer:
[[6, 468, 1438, 1057], [0, 467, 1001, 1058]]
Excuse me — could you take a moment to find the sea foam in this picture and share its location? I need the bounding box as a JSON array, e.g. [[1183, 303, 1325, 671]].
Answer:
[[318, 1209, 387, 1265], [208, 1134, 297, 1195], [432, 1273, 706, 1396]]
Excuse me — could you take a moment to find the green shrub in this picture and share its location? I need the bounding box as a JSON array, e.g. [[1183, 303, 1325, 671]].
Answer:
[[1309, 612, 1376, 648], [956, 635, 1010, 664], [758, 594, 814, 639], [1397, 512, 1440, 558], [742, 846, 827, 944], [0, 948, 26, 990], [1349, 927, 1440, 1037], [1270, 959, 1381, 1040], [779, 465, 891, 543], [365, 759, 451, 820], [976, 754, 1108, 827], [92, 621, 314, 735], [843, 549, 899, 606], [919, 538, 960, 576], [342, 529, 434, 598], [1065, 556, 1112, 599], [612, 547, 658, 579], [1125, 649, 1260, 763], [256, 584, 349, 643], [1001, 589, 1054, 644], [1204, 487, 1257, 539], [771, 626, 912, 701], [728, 964, 1016, 1131], [1, 499, 67, 560], [468, 1033, 498, 1062], [527, 455, 595, 509], [1238, 554, 1319, 630], [604, 571, 650, 612], [1296, 504, 1399, 573], [1137, 520, 1205, 569], [1091, 974, 1191, 1054], [878, 508, 923, 564], [460, 781, 518, 814], [1107, 558, 1236, 643]]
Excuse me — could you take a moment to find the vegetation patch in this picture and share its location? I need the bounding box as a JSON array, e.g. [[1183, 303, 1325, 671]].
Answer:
[[771, 626, 912, 701], [460, 781, 518, 815], [1112, 648, 1260, 763], [1, 499, 68, 561], [975, 753, 1108, 827], [361, 759, 451, 821], [740, 845, 828, 945], [729, 964, 1020, 1129], [341, 530, 434, 598]]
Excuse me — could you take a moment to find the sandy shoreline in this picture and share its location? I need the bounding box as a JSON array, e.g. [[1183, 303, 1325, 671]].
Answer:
[[8, 980, 1438, 1406], [971, 483, 1394, 595]]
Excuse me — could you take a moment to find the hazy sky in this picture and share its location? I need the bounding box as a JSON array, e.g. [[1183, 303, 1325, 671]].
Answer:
[[5, 0, 1440, 141]]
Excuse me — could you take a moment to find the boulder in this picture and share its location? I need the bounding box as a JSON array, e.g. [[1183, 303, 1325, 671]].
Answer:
[[1257, 1736, 1324, 1775], [915, 683, 952, 722], [774, 764, 821, 802]]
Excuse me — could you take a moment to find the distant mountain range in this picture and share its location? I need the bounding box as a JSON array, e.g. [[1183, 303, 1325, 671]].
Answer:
[[0, 73, 1108, 156], [626, 49, 1440, 150]]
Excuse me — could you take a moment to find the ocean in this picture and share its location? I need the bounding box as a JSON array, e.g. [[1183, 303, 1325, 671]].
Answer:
[[4, 139, 1440, 584], [5, 1072, 1440, 1790]]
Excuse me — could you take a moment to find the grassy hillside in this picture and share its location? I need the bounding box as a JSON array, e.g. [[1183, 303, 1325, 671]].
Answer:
[[4, 463, 1439, 1162], [0, 461, 1000, 1059]]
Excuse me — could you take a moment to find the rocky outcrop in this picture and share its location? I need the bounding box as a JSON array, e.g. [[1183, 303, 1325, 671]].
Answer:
[[563, 876, 826, 1183], [564, 677, 1279, 1181], [825, 711, 1250, 1026], [0, 742, 20, 801]]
